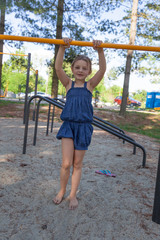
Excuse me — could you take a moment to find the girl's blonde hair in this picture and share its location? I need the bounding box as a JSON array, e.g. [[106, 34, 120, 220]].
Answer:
[[71, 55, 92, 73]]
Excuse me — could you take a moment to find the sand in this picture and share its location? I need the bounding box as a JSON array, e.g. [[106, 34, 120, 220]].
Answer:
[[0, 117, 160, 240]]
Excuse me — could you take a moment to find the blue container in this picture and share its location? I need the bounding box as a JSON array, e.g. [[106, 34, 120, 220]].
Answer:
[[154, 92, 160, 108], [146, 92, 160, 108], [146, 92, 155, 108]]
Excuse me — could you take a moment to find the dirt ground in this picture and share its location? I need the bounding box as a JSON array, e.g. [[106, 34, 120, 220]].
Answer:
[[0, 102, 160, 240]]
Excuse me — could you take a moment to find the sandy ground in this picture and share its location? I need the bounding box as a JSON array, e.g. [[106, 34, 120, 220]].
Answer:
[[0, 117, 160, 240]]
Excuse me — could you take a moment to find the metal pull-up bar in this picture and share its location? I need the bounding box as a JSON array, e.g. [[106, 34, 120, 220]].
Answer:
[[0, 34, 160, 52], [0, 52, 28, 57]]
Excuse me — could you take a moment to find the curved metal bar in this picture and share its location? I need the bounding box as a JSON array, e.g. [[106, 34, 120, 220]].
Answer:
[[22, 96, 146, 167], [93, 115, 125, 134], [92, 120, 146, 167], [53, 98, 126, 135], [46, 98, 145, 165], [52, 98, 136, 148]]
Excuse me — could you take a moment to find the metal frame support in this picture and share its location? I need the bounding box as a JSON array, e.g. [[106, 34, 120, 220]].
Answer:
[[23, 53, 31, 124], [152, 150, 160, 224]]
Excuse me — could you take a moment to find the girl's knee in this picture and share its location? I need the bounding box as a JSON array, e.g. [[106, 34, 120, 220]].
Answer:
[[62, 161, 72, 170], [73, 161, 83, 170]]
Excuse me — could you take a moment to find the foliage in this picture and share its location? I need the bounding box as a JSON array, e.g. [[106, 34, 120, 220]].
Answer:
[[2, 52, 46, 93], [108, 0, 160, 82], [132, 90, 147, 102], [117, 111, 160, 141]]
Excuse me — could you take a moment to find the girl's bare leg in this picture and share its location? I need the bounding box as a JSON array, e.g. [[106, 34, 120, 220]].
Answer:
[[53, 138, 74, 204], [69, 149, 86, 210]]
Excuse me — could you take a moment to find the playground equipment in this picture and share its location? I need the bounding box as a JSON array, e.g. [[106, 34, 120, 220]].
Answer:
[[0, 34, 160, 52], [22, 95, 146, 167], [0, 87, 7, 98], [30, 68, 39, 121], [152, 150, 160, 224], [0, 52, 28, 57]]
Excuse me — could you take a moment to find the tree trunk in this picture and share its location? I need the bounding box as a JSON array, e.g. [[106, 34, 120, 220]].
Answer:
[[51, 0, 64, 98], [0, 0, 6, 96], [119, 0, 138, 116]]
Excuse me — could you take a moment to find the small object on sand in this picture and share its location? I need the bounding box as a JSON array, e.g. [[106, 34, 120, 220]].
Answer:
[[95, 170, 116, 177], [41, 224, 47, 230], [20, 163, 28, 167]]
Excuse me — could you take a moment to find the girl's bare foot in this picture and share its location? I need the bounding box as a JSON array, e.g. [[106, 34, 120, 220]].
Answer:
[[69, 197, 78, 210], [53, 191, 65, 205]]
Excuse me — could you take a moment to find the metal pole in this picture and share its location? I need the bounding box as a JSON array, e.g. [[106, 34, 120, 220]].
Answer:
[[22, 100, 31, 154], [23, 53, 31, 124], [0, 34, 160, 52], [46, 103, 51, 136], [51, 105, 55, 133], [152, 150, 160, 224], [32, 70, 38, 121], [33, 98, 42, 146], [0, 52, 28, 56]]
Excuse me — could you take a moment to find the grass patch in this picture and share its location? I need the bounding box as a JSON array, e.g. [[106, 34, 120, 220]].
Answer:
[[4, 114, 14, 118], [117, 123, 160, 141], [0, 100, 24, 106], [112, 111, 160, 141], [94, 108, 160, 142]]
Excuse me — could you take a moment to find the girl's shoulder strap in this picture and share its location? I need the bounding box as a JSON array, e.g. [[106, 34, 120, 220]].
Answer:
[[71, 81, 75, 88], [84, 82, 87, 88]]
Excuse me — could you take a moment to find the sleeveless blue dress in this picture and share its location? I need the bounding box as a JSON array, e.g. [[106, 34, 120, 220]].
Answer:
[[56, 81, 93, 150]]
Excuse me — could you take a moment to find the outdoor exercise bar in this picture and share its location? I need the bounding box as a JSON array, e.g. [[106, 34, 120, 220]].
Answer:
[[0, 52, 28, 56], [0, 34, 160, 52]]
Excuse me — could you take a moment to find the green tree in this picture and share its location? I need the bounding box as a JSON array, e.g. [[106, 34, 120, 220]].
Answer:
[[132, 90, 147, 103], [2, 51, 40, 93], [132, 0, 160, 83], [103, 0, 160, 115]]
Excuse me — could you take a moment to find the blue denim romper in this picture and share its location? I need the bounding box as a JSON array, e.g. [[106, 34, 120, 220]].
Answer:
[[56, 81, 93, 150]]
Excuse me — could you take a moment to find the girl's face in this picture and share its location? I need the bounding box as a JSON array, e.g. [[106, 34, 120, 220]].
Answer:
[[71, 60, 91, 81]]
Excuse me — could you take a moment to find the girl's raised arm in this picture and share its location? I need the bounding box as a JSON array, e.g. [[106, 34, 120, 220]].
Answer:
[[55, 38, 72, 88], [88, 40, 106, 92]]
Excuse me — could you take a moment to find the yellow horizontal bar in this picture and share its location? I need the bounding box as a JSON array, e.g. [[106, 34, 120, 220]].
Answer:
[[31, 67, 38, 73], [0, 51, 28, 56], [0, 34, 160, 52]]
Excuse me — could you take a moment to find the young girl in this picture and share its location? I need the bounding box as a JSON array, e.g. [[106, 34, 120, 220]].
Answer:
[[53, 38, 106, 210]]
